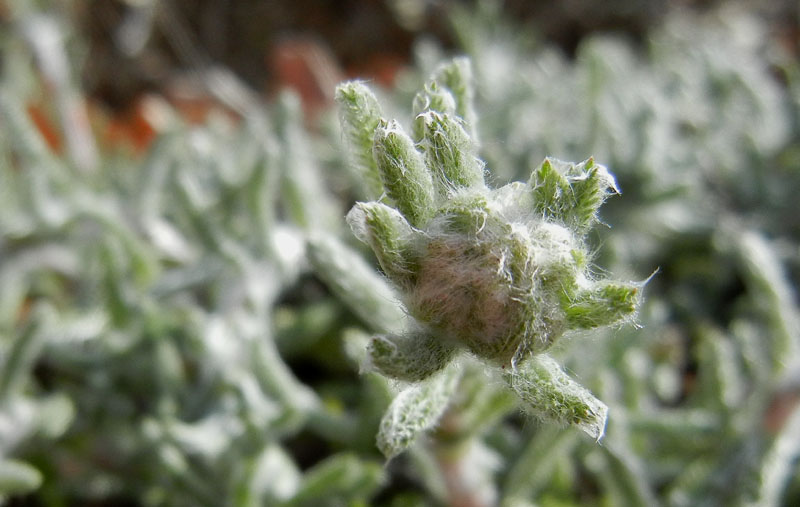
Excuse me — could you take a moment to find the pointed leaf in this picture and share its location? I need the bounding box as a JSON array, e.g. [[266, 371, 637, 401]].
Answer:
[[373, 120, 436, 227], [377, 364, 461, 458], [505, 355, 607, 440], [335, 81, 385, 199], [367, 329, 458, 382]]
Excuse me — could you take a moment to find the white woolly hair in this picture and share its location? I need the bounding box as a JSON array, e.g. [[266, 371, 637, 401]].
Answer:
[[406, 194, 583, 363]]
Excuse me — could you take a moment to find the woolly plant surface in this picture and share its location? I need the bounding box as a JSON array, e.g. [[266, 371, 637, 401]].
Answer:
[[336, 58, 641, 455]]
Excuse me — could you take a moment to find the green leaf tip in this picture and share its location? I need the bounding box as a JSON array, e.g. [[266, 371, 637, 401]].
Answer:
[[346, 201, 418, 289], [505, 355, 608, 441], [529, 157, 619, 233], [432, 56, 478, 140], [372, 120, 436, 227], [418, 111, 486, 196], [413, 82, 457, 122], [413, 56, 478, 143], [563, 281, 641, 329], [366, 330, 458, 382], [335, 81, 385, 199], [376, 364, 461, 459]]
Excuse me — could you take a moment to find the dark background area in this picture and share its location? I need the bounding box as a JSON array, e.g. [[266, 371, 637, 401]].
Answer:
[[67, 0, 800, 115]]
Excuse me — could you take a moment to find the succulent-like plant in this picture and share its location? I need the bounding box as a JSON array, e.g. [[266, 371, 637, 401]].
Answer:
[[336, 58, 642, 446]]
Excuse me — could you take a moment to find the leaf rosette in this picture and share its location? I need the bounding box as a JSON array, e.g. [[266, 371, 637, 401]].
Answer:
[[336, 58, 642, 447]]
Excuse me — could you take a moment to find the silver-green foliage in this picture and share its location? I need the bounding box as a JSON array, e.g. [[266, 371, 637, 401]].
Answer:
[[0, 16, 384, 502], [336, 58, 641, 450], [3, 2, 800, 506]]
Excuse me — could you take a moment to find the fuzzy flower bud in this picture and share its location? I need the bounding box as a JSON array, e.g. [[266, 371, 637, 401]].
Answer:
[[336, 59, 642, 442], [341, 91, 639, 367]]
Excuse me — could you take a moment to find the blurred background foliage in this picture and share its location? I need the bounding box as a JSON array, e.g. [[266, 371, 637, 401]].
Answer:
[[1, 0, 799, 505]]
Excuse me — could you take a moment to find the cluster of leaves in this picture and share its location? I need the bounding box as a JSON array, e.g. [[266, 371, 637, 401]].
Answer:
[[0, 2, 799, 507], [334, 60, 641, 447]]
